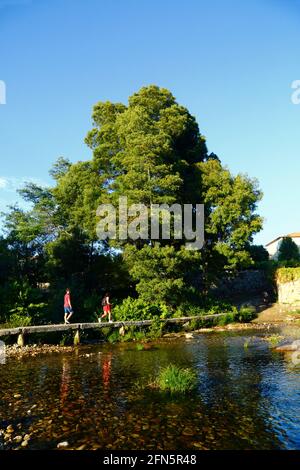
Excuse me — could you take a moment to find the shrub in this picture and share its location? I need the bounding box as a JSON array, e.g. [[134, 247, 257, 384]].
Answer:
[[7, 311, 32, 327], [217, 312, 235, 326], [235, 306, 257, 323], [155, 364, 197, 394], [107, 329, 120, 343], [174, 304, 205, 317], [276, 267, 300, 284], [174, 299, 236, 318], [113, 297, 171, 322], [147, 316, 165, 339]]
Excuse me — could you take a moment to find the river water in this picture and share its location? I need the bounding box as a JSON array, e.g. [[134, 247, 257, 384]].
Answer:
[[1, 329, 300, 450]]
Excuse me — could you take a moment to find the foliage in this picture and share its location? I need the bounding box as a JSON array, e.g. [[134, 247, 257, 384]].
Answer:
[[278, 237, 300, 264], [113, 296, 171, 321], [107, 329, 121, 343], [123, 244, 201, 306], [246, 243, 269, 268], [3, 281, 47, 326], [217, 312, 235, 326], [147, 316, 165, 339], [276, 267, 300, 284], [199, 158, 263, 279], [0, 85, 264, 325], [86, 85, 262, 294], [234, 306, 257, 323], [264, 334, 283, 347], [278, 237, 300, 263], [59, 332, 74, 346], [174, 298, 236, 317], [155, 364, 197, 394], [7, 312, 32, 327]]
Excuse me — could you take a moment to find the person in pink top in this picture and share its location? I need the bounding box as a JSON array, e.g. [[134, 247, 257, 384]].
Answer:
[[100, 293, 112, 323], [64, 288, 73, 324]]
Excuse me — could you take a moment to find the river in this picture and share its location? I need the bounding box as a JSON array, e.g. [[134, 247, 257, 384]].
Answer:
[[0, 328, 300, 450]]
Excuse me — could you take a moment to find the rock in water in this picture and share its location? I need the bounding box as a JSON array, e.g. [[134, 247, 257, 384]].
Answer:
[[57, 441, 69, 449], [276, 339, 300, 352], [184, 333, 194, 339]]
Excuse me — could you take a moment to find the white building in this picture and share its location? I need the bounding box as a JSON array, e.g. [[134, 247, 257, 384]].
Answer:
[[265, 232, 300, 259]]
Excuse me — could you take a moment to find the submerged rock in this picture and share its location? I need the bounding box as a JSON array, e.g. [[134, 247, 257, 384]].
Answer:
[[184, 333, 194, 339], [57, 441, 69, 449], [276, 339, 300, 352]]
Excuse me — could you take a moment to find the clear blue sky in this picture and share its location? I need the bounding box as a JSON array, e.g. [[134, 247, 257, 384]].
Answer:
[[0, 0, 299, 245]]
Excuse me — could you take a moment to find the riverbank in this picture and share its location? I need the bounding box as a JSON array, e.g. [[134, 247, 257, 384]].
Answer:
[[253, 303, 300, 324], [5, 344, 75, 359]]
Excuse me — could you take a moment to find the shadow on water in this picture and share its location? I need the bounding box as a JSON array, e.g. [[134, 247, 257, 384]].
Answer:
[[0, 329, 300, 450]]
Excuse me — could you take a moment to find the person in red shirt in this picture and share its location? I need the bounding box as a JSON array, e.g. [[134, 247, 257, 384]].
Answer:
[[64, 288, 73, 324]]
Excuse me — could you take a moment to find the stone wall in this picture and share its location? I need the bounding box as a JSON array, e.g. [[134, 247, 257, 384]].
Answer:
[[211, 270, 272, 299], [277, 279, 300, 306]]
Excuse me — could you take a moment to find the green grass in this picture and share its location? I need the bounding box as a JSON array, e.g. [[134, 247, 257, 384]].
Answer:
[[154, 364, 197, 394]]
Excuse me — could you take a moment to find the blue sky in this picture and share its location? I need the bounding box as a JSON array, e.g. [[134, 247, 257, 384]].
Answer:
[[0, 0, 299, 245]]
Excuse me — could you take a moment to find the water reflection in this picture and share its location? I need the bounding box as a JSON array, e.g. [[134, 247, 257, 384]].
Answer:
[[60, 358, 71, 405], [102, 353, 112, 393]]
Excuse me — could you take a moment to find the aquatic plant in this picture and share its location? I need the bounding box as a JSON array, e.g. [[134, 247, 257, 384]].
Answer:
[[155, 364, 197, 394], [264, 334, 283, 347]]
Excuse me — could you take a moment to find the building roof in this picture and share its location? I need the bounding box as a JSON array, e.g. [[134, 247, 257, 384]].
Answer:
[[266, 233, 300, 247]]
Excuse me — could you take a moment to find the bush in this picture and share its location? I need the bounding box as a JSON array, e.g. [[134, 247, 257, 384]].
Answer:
[[107, 329, 121, 343], [147, 316, 165, 339], [174, 298, 236, 318], [155, 365, 197, 394], [174, 304, 205, 317], [235, 306, 257, 322], [217, 312, 235, 326], [7, 311, 32, 327], [113, 297, 171, 321]]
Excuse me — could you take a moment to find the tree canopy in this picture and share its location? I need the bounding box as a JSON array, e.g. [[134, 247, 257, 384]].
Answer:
[[278, 237, 300, 264]]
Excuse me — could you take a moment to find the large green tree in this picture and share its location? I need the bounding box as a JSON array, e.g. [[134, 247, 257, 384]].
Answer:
[[2, 85, 263, 316], [278, 237, 300, 263], [84, 85, 263, 301]]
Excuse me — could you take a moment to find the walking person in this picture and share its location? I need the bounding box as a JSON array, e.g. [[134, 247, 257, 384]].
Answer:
[[64, 288, 73, 324], [100, 293, 112, 323]]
